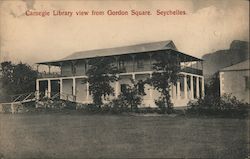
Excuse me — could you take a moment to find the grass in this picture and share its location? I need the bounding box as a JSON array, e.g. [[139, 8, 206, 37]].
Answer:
[[0, 113, 249, 159]]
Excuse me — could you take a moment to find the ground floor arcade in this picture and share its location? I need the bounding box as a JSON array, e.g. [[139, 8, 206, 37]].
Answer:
[[36, 71, 204, 107]]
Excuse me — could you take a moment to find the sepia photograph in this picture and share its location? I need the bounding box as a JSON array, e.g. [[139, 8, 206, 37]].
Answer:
[[0, 0, 249, 158]]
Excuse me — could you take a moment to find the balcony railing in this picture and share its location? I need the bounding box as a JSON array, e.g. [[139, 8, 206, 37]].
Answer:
[[181, 66, 203, 75], [38, 65, 202, 78], [38, 72, 62, 78]]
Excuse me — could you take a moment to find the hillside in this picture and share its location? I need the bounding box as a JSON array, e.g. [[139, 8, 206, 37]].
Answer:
[[202, 40, 249, 77]]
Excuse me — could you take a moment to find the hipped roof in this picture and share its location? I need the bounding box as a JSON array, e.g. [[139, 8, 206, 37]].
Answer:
[[37, 40, 202, 66]]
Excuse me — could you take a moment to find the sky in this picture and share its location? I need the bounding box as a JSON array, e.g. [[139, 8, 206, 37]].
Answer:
[[0, 0, 249, 66]]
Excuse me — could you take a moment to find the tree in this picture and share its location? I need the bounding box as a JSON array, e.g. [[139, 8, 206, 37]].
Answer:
[[205, 72, 220, 98], [119, 79, 145, 112], [85, 57, 119, 107], [12, 63, 38, 94], [107, 80, 145, 113], [199, 72, 221, 107], [1, 61, 14, 94], [147, 54, 180, 113], [1, 61, 38, 95]]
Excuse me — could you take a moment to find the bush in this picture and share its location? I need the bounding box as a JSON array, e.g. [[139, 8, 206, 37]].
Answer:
[[135, 107, 159, 114], [77, 103, 101, 113], [187, 94, 249, 118], [105, 98, 130, 114], [155, 97, 174, 114], [76, 100, 129, 114], [120, 81, 144, 112], [34, 99, 77, 112]]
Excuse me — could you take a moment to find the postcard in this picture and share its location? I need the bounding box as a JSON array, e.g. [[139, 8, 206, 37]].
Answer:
[[0, 0, 249, 159]]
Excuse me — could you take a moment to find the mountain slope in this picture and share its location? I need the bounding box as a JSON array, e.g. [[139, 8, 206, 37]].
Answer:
[[202, 40, 249, 77]]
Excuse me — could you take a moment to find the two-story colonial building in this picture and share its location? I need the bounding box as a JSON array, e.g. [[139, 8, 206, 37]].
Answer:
[[36, 40, 204, 107]]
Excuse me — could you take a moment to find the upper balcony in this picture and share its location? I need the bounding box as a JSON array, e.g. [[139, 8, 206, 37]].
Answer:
[[119, 62, 203, 75], [181, 66, 203, 75], [36, 40, 204, 79], [180, 61, 203, 75], [37, 59, 203, 79]]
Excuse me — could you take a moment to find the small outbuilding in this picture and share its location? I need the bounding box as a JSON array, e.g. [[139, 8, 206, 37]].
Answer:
[[219, 59, 250, 103]]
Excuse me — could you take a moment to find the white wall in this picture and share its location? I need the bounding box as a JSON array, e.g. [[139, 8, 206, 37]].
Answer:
[[75, 78, 87, 102], [62, 79, 73, 101], [220, 70, 250, 103]]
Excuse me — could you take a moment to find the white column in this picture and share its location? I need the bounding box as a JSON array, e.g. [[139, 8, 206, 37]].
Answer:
[[11, 103, 15, 114], [202, 77, 205, 98], [219, 72, 224, 96], [196, 76, 200, 98], [47, 79, 51, 98], [60, 78, 63, 99], [190, 75, 194, 99], [86, 82, 89, 102], [36, 64, 40, 72], [115, 81, 119, 98], [36, 79, 39, 100], [170, 84, 173, 100], [72, 78, 76, 101], [177, 80, 181, 99], [172, 84, 176, 99], [115, 75, 120, 98], [184, 75, 188, 99], [132, 73, 135, 80]]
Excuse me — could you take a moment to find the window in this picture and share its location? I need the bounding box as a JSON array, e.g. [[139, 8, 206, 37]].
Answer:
[[119, 60, 125, 69], [137, 60, 144, 69], [71, 63, 76, 75], [84, 63, 87, 72], [245, 76, 250, 90]]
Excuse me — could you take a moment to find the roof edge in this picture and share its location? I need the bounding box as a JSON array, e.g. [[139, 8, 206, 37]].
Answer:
[[36, 48, 202, 66]]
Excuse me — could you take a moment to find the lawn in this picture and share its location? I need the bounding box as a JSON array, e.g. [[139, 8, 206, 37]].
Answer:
[[0, 113, 249, 159]]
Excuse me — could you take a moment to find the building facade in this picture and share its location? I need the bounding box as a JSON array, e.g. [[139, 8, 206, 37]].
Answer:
[[36, 40, 204, 107], [219, 59, 250, 103]]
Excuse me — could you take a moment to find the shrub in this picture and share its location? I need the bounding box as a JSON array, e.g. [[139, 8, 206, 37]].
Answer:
[[106, 98, 130, 114], [34, 99, 77, 112], [155, 96, 174, 114], [79, 103, 101, 113], [135, 107, 159, 114], [76, 100, 129, 114], [94, 83, 144, 114], [187, 94, 249, 118], [62, 100, 77, 110], [113, 80, 144, 112]]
